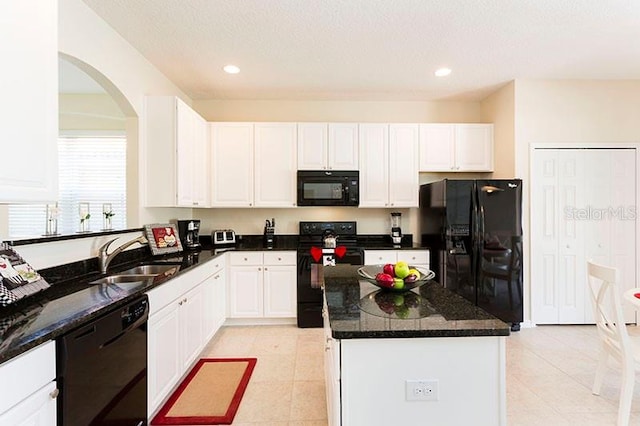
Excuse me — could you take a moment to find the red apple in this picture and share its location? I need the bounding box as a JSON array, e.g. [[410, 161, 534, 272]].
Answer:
[[375, 272, 395, 288], [383, 263, 395, 276]]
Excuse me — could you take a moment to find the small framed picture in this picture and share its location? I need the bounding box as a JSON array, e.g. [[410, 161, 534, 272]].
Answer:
[[144, 223, 183, 256]]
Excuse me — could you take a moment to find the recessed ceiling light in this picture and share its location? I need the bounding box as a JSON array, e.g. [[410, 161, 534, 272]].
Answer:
[[435, 68, 452, 77], [223, 64, 240, 74]]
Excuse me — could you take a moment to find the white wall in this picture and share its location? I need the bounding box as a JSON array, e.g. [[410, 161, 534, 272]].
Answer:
[[11, 0, 195, 268], [481, 81, 515, 179], [514, 79, 640, 324]]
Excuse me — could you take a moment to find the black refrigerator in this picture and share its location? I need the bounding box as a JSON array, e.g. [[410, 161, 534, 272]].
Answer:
[[419, 179, 523, 331]]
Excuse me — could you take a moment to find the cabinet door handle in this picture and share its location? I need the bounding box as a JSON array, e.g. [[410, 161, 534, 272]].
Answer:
[[264, 267, 268, 271], [244, 257, 248, 261], [258, 267, 262, 271], [179, 301, 183, 306], [278, 257, 282, 261], [50, 388, 60, 399]]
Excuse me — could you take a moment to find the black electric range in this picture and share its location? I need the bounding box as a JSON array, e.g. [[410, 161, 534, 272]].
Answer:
[[297, 221, 364, 328]]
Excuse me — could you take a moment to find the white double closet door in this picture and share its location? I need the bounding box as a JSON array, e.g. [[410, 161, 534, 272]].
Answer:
[[532, 148, 637, 324]]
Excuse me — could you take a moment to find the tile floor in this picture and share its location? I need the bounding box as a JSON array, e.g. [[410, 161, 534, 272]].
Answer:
[[201, 324, 640, 425]]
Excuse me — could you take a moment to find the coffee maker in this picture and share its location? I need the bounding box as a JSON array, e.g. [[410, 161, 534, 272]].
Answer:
[[177, 220, 201, 250], [391, 212, 402, 245]]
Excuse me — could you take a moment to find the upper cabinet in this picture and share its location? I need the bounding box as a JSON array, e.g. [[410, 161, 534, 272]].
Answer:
[[0, 1, 58, 202], [145, 96, 209, 207], [253, 123, 297, 207], [298, 123, 358, 170], [419, 124, 493, 172], [210, 122, 297, 207], [210, 123, 254, 207], [359, 124, 419, 208]]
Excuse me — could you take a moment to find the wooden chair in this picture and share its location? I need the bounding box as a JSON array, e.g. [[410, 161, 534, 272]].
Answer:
[[587, 260, 640, 426]]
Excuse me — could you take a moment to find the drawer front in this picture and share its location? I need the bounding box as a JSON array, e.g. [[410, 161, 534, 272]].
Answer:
[[364, 250, 397, 265], [263, 251, 297, 265], [397, 250, 429, 266], [0, 341, 56, 414], [229, 251, 263, 266]]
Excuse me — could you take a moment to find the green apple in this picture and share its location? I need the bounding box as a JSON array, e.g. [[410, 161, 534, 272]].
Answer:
[[394, 261, 410, 279], [393, 277, 405, 290]]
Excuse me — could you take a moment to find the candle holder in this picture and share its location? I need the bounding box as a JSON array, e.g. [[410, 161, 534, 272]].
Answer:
[[102, 203, 115, 230], [44, 203, 59, 236], [78, 202, 91, 233]]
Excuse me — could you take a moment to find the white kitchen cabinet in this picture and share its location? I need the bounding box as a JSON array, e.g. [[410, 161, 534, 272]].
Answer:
[[148, 281, 206, 412], [228, 251, 297, 319], [323, 299, 341, 426], [203, 257, 227, 342], [358, 123, 390, 208], [0, 381, 57, 426], [0, 341, 57, 426], [419, 123, 493, 172], [210, 122, 254, 207], [147, 258, 225, 414], [263, 252, 297, 317], [388, 124, 420, 207], [0, 1, 58, 202], [364, 249, 430, 269], [298, 123, 358, 170], [211, 122, 297, 207], [145, 96, 209, 207], [147, 300, 181, 412], [179, 283, 205, 370], [254, 123, 298, 207], [359, 124, 419, 207]]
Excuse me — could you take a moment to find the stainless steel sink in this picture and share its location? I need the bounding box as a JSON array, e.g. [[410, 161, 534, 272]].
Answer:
[[90, 274, 157, 285], [118, 264, 179, 276]]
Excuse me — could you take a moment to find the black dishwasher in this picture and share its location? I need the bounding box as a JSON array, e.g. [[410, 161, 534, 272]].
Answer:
[[57, 295, 149, 426]]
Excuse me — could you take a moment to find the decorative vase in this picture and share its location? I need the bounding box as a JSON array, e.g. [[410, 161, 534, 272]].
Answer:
[[78, 202, 90, 233], [102, 203, 113, 230], [45, 203, 59, 236]]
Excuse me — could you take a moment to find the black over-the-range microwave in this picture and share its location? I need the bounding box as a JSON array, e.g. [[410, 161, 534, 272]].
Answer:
[[297, 170, 359, 206]]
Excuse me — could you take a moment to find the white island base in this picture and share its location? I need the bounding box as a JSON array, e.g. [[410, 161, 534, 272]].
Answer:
[[326, 334, 506, 426]]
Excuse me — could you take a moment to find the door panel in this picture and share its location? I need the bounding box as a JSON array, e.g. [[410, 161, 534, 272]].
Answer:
[[532, 148, 637, 325]]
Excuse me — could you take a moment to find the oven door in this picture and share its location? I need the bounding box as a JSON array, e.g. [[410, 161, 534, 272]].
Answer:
[[297, 171, 358, 206], [297, 248, 363, 328]]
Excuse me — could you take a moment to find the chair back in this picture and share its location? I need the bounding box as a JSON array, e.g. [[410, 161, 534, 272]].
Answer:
[[586, 261, 632, 362]]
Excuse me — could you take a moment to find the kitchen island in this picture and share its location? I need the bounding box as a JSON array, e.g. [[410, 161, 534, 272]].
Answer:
[[322, 265, 510, 426]]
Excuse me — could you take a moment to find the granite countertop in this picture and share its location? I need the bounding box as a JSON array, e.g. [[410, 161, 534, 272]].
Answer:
[[0, 248, 223, 364], [0, 234, 430, 364], [323, 265, 510, 339]]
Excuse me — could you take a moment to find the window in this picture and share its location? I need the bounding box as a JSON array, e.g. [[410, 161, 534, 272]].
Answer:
[[8, 136, 126, 238]]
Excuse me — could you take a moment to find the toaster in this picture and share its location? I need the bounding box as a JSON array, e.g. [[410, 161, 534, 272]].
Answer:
[[212, 229, 236, 245]]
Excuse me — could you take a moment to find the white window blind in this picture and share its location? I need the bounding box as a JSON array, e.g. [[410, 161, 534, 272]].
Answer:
[[8, 136, 127, 238]]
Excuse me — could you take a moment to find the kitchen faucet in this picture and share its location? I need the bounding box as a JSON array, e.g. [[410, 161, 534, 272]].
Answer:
[[98, 235, 148, 274]]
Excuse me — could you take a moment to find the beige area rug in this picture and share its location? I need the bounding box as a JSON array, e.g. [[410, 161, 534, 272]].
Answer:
[[151, 358, 257, 425]]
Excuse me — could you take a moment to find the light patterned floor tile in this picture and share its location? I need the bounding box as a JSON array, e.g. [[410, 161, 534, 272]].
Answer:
[[202, 323, 640, 425]]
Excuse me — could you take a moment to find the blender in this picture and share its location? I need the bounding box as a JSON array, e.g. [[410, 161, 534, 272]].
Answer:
[[391, 212, 402, 245]]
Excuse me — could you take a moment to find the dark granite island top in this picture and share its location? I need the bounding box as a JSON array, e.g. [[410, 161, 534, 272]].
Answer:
[[323, 265, 509, 426], [323, 265, 510, 339]]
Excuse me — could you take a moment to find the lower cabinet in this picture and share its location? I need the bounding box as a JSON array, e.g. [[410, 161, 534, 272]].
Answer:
[[364, 249, 430, 270], [228, 251, 297, 319], [204, 258, 227, 343], [0, 381, 57, 426], [147, 257, 226, 415], [0, 341, 57, 426], [323, 302, 341, 426]]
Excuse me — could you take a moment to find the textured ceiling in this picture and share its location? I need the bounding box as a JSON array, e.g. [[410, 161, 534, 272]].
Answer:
[[81, 0, 640, 101]]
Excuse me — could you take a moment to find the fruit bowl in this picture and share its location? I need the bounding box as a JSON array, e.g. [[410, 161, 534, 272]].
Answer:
[[357, 264, 434, 292]]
